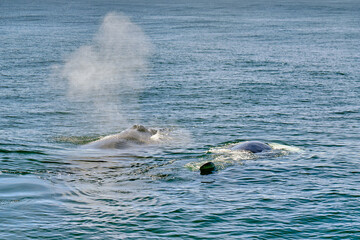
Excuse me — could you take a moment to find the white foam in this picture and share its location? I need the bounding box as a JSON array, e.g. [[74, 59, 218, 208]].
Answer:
[[267, 142, 303, 153], [186, 142, 301, 171]]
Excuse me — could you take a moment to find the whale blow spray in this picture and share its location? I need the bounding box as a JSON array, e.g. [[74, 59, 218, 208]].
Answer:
[[59, 12, 151, 130]]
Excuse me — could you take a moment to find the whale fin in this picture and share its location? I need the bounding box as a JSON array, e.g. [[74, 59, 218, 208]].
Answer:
[[200, 162, 216, 175]]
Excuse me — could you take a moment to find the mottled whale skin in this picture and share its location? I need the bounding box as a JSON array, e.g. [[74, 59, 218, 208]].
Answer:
[[84, 125, 158, 149], [230, 141, 271, 153]]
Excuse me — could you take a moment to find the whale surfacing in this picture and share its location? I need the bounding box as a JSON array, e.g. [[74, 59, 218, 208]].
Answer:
[[199, 141, 272, 175], [84, 125, 158, 149], [230, 141, 271, 153]]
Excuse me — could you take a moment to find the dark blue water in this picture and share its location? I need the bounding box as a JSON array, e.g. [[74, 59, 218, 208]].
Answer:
[[1, 0, 360, 239]]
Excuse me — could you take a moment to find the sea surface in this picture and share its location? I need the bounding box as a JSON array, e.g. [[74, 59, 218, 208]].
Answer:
[[1, 0, 360, 239]]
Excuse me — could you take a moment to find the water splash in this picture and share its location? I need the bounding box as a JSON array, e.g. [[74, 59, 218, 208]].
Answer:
[[268, 142, 303, 153], [186, 142, 301, 171], [57, 12, 152, 128]]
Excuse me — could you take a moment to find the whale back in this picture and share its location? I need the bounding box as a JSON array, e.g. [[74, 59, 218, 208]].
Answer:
[[231, 141, 271, 153], [84, 125, 158, 149]]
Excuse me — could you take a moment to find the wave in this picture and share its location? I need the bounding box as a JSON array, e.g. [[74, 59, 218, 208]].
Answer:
[[0, 148, 47, 155]]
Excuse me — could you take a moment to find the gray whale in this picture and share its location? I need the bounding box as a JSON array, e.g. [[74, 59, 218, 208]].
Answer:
[[84, 125, 158, 149], [200, 141, 272, 175], [230, 141, 271, 153]]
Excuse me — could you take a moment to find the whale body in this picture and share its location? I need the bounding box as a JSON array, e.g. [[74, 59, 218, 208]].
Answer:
[[84, 125, 158, 149], [199, 141, 272, 175], [230, 141, 271, 153]]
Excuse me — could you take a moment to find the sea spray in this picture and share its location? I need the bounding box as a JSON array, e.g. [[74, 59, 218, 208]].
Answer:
[[57, 12, 152, 130], [185, 142, 301, 172]]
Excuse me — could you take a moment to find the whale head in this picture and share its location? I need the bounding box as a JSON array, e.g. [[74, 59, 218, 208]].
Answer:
[[131, 124, 157, 136]]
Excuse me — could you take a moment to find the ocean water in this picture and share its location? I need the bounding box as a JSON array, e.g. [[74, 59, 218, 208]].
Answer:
[[1, 0, 360, 239]]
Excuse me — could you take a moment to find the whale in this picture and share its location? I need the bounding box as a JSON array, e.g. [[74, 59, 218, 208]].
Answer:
[[83, 125, 158, 149], [200, 162, 216, 175], [199, 141, 272, 175], [230, 141, 271, 153]]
